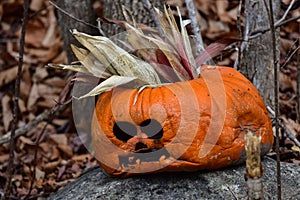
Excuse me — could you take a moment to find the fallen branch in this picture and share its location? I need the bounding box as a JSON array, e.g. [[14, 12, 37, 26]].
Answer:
[[0, 103, 69, 145]]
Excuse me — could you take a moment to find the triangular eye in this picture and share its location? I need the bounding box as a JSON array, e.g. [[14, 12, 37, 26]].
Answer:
[[113, 121, 137, 142], [140, 119, 163, 139]]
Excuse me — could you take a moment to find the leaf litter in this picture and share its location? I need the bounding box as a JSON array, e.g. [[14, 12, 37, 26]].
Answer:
[[0, 0, 299, 198]]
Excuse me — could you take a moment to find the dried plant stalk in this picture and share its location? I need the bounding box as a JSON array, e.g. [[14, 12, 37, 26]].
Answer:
[[297, 44, 300, 122], [244, 130, 263, 200]]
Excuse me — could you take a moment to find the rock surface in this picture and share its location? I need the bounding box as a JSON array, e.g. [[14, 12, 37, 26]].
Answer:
[[48, 157, 300, 200]]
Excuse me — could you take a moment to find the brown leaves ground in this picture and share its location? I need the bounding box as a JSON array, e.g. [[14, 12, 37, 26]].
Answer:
[[0, 0, 96, 199], [0, 0, 299, 199]]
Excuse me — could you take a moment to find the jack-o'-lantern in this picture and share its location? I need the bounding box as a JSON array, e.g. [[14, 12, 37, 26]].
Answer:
[[49, 6, 273, 177], [92, 65, 273, 177]]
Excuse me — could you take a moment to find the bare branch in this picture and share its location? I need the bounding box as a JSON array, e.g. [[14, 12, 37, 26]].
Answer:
[[234, 0, 244, 70], [264, 0, 281, 197], [280, 46, 300, 69], [25, 122, 49, 198], [297, 40, 300, 122], [267, 106, 300, 148], [4, 0, 30, 197], [49, 1, 99, 30], [184, 0, 204, 56], [249, 15, 300, 40], [276, 0, 296, 26]]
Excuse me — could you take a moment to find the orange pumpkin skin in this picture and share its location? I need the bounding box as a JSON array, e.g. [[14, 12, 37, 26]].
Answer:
[[92, 65, 273, 177]]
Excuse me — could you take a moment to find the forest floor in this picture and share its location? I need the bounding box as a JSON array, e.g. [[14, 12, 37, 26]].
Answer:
[[0, 0, 299, 199]]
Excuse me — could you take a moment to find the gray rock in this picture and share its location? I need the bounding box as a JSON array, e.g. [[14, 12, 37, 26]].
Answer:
[[48, 157, 300, 200]]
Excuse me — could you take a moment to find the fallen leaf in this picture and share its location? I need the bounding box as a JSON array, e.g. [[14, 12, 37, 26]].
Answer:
[[37, 83, 62, 95], [49, 146, 61, 161], [39, 142, 50, 153], [42, 6, 58, 47], [71, 162, 80, 172], [36, 94, 59, 108], [0, 66, 18, 88], [19, 20, 47, 48], [35, 167, 45, 180], [71, 153, 93, 161], [18, 98, 27, 113], [279, 73, 297, 92], [44, 77, 66, 88], [19, 136, 35, 145], [57, 144, 73, 158], [0, 154, 9, 162], [57, 165, 66, 179], [49, 134, 68, 145], [33, 67, 49, 82], [1, 95, 13, 131], [44, 160, 61, 172], [27, 83, 40, 110], [30, 0, 44, 11]]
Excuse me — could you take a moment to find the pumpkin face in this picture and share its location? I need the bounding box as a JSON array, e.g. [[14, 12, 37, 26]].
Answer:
[[92, 65, 273, 177]]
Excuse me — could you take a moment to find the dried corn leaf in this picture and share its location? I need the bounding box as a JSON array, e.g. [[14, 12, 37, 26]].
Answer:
[[78, 75, 143, 99], [71, 45, 112, 79], [72, 30, 161, 85], [126, 24, 190, 81], [48, 63, 91, 75], [178, 8, 198, 77]]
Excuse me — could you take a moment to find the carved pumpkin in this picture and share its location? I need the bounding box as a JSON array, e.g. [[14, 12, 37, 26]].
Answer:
[[49, 7, 274, 177], [92, 65, 273, 177]]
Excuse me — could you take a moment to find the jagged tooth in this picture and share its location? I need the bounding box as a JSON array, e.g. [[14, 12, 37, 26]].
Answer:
[[128, 156, 135, 163], [159, 155, 166, 162], [136, 159, 141, 166]]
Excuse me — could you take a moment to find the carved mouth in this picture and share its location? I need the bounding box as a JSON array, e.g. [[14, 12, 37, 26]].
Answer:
[[118, 148, 171, 169]]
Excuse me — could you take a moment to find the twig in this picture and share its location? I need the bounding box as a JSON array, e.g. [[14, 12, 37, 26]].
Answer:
[[264, 0, 281, 198], [226, 184, 239, 200], [0, 103, 68, 145], [281, 117, 300, 148], [184, 0, 205, 57], [25, 122, 49, 199], [4, 0, 30, 198], [276, 0, 296, 26], [249, 15, 300, 40], [280, 46, 300, 69], [234, 0, 244, 70], [267, 106, 300, 148], [297, 39, 300, 122], [49, 1, 99, 30]]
